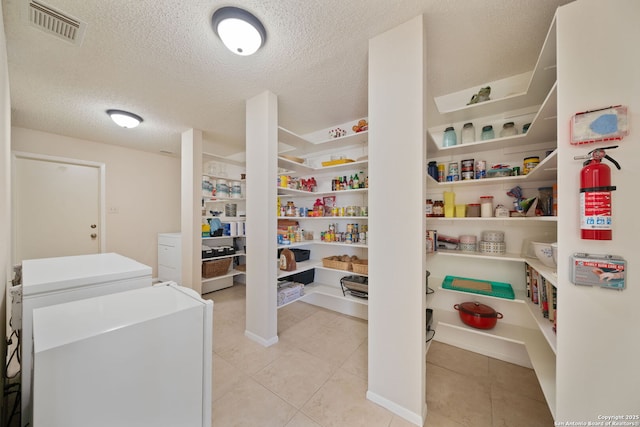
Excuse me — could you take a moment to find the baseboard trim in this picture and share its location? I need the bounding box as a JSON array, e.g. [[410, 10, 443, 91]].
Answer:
[[244, 330, 279, 347], [366, 390, 425, 426]]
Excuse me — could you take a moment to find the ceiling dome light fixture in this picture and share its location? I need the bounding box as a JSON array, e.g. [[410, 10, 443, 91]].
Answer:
[[106, 109, 143, 128], [211, 6, 266, 56]]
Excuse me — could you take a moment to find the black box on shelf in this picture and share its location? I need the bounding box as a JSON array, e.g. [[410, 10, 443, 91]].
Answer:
[[211, 247, 226, 257], [278, 268, 314, 285], [277, 248, 311, 262], [202, 247, 213, 259], [222, 246, 236, 255]]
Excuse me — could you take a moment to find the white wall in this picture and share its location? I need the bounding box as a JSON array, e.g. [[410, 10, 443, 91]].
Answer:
[[11, 127, 181, 275], [1, 2, 11, 406], [556, 0, 640, 421]]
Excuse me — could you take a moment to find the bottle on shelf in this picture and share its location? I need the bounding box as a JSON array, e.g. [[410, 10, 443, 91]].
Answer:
[[427, 161, 439, 181]]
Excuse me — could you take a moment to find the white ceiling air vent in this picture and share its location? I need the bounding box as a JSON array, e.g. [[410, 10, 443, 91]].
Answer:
[[25, 0, 86, 46]]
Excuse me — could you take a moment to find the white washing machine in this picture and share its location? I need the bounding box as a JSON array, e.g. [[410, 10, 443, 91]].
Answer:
[[18, 252, 152, 427]]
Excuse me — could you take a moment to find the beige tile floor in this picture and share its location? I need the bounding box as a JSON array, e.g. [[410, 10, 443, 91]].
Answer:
[[205, 283, 554, 427]]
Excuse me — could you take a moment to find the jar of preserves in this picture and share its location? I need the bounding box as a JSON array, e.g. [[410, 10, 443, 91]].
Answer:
[[432, 200, 444, 217], [425, 199, 434, 217]]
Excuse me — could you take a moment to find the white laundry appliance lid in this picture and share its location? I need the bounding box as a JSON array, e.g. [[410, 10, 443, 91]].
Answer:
[[32, 283, 211, 353], [22, 252, 152, 296]]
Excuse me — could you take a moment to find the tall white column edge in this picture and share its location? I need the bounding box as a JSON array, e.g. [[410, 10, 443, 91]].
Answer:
[[367, 15, 427, 426], [245, 91, 278, 345], [181, 128, 203, 294]]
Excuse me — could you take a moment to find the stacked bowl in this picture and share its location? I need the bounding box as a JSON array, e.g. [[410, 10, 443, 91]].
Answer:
[[479, 230, 506, 255], [459, 235, 477, 252]]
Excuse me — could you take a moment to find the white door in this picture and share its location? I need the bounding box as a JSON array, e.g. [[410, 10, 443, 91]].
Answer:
[[13, 153, 105, 263]]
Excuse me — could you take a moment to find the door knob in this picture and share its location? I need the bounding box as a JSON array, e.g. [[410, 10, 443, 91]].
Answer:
[[91, 233, 97, 239], [90, 224, 97, 229]]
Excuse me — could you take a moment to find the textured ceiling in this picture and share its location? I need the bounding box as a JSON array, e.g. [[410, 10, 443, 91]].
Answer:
[[2, 0, 572, 158]]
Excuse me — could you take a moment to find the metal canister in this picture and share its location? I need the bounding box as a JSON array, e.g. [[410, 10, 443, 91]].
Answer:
[[461, 171, 474, 180], [461, 159, 474, 180], [447, 162, 459, 181], [475, 160, 486, 179]]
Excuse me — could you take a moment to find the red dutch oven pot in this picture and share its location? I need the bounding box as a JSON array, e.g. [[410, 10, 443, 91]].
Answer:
[[454, 301, 503, 329]]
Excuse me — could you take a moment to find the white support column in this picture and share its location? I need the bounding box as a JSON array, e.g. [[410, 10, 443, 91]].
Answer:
[[555, 0, 640, 420], [181, 128, 203, 294], [367, 15, 427, 426], [245, 90, 278, 346]]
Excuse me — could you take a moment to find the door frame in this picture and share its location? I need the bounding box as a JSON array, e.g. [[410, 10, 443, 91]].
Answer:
[[11, 151, 106, 263]]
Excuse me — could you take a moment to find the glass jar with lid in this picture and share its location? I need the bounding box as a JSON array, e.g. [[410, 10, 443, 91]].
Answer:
[[500, 122, 517, 138], [480, 196, 494, 218], [425, 199, 434, 217], [461, 122, 476, 144], [481, 125, 495, 140], [432, 200, 444, 217], [442, 127, 457, 147]]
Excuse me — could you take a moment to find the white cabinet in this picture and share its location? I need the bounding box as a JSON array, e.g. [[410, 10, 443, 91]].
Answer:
[[275, 127, 369, 319], [158, 233, 182, 283], [425, 13, 559, 419]]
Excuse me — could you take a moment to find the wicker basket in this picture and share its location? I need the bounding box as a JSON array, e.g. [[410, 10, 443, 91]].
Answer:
[[322, 257, 352, 271], [351, 259, 368, 275], [202, 258, 232, 278]]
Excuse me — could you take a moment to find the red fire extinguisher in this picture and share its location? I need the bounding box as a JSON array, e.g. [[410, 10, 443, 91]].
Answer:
[[574, 146, 621, 240]]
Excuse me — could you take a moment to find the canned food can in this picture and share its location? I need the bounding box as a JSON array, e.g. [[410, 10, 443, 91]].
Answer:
[[461, 159, 474, 173], [461, 171, 474, 180], [523, 156, 540, 175], [475, 160, 486, 179]]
